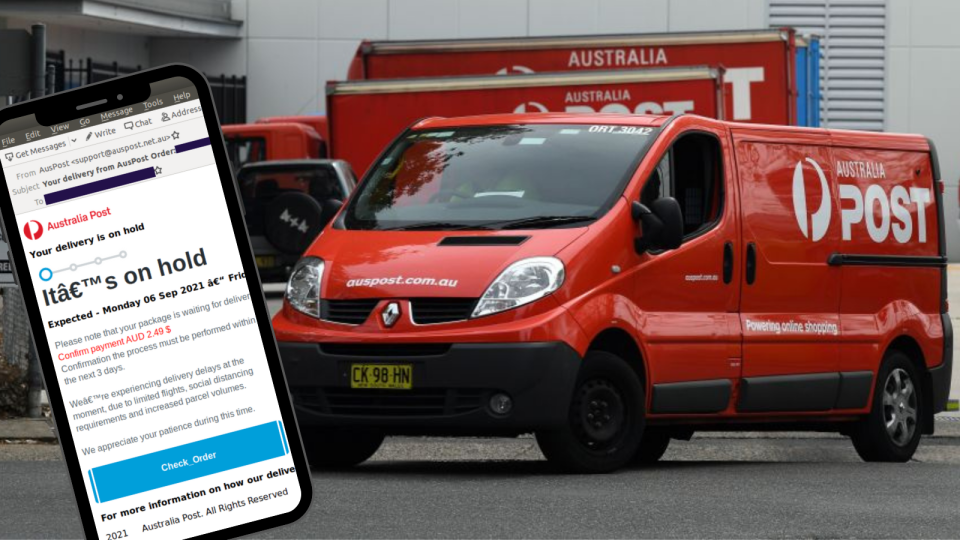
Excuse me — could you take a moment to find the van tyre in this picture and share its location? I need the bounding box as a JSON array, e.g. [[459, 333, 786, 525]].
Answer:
[[536, 351, 645, 473], [634, 428, 671, 464], [302, 429, 384, 469], [851, 351, 923, 462]]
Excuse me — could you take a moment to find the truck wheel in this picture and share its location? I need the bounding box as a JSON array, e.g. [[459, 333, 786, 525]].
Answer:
[[536, 350, 645, 473], [851, 351, 923, 462], [302, 429, 384, 469], [634, 427, 671, 465]]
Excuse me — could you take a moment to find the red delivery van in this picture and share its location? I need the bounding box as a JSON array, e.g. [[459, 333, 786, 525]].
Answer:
[[273, 113, 951, 473], [222, 122, 324, 169], [328, 66, 725, 176], [347, 29, 796, 125]]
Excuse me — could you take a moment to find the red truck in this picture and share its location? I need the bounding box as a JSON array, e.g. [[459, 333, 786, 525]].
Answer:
[[222, 122, 324, 169], [328, 66, 725, 176], [347, 28, 797, 125], [274, 112, 950, 473], [257, 115, 330, 156]]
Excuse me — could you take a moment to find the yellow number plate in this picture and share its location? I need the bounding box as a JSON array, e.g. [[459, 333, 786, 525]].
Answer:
[[255, 255, 275, 268], [350, 364, 412, 390]]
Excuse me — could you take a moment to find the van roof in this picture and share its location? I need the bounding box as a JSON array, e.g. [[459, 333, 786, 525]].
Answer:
[[413, 113, 931, 152], [413, 113, 671, 130]]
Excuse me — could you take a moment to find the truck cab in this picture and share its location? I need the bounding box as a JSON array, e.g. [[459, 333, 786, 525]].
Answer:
[[273, 113, 951, 473], [222, 123, 324, 170], [257, 115, 329, 154]]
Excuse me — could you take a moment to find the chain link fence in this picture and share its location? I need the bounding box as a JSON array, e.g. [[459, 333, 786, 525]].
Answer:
[[0, 289, 34, 417]]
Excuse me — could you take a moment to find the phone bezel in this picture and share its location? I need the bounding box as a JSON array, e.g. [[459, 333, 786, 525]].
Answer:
[[0, 64, 313, 539]]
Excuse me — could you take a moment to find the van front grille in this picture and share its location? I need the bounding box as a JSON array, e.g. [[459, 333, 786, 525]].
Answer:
[[410, 298, 477, 324], [320, 299, 379, 325]]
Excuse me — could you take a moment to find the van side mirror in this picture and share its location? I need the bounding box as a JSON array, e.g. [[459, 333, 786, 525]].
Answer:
[[632, 197, 683, 253]]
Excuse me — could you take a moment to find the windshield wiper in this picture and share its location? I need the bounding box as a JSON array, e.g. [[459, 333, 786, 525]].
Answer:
[[381, 221, 492, 231], [484, 216, 597, 230]]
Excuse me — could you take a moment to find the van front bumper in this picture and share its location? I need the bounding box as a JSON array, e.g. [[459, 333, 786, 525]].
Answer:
[[279, 341, 581, 435]]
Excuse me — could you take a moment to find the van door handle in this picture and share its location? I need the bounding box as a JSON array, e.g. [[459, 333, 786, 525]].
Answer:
[[722, 242, 734, 284], [745, 243, 757, 285]]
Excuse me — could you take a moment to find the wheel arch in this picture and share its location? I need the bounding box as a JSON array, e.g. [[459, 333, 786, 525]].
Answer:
[[587, 327, 647, 387], [886, 335, 935, 435]]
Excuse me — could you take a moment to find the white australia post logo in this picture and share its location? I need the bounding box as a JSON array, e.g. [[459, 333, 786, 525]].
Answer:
[[792, 157, 831, 241], [791, 158, 931, 244], [513, 101, 549, 113], [496, 65, 535, 75]]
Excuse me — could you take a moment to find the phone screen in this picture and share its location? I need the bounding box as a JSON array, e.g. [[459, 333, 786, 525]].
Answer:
[[0, 73, 305, 538]]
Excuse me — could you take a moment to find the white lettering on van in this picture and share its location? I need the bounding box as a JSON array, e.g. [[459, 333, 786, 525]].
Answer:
[[836, 160, 886, 179], [793, 158, 931, 244], [745, 318, 839, 336], [839, 183, 929, 243]]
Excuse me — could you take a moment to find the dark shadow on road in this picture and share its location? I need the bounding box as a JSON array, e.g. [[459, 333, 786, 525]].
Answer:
[[309, 458, 797, 478]]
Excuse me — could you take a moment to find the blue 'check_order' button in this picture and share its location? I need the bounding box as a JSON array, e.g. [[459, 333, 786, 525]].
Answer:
[[88, 421, 291, 503]]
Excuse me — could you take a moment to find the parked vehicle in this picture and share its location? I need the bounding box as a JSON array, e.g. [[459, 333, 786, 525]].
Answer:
[[257, 115, 330, 156], [237, 159, 356, 282], [348, 28, 809, 126], [327, 66, 725, 176], [273, 113, 950, 473], [223, 123, 324, 170]]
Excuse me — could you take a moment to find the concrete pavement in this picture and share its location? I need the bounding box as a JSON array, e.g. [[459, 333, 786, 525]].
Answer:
[[0, 418, 54, 441]]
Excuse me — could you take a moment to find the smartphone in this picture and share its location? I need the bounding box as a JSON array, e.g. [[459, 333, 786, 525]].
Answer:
[[0, 65, 312, 539]]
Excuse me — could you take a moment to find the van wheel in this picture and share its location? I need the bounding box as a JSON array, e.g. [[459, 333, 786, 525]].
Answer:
[[634, 428, 671, 464], [303, 429, 384, 469], [536, 351, 645, 473], [851, 351, 922, 462]]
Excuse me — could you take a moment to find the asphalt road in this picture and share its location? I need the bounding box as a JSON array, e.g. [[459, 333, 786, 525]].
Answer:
[[4, 274, 958, 539], [4, 435, 960, 539]]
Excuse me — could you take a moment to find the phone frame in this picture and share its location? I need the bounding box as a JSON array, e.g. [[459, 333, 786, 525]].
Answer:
[[0, 64, 313, 539]]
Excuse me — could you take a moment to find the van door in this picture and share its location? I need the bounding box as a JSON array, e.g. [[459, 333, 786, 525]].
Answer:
[[635, 127, 741, 415], [733, 132, 842, 412]]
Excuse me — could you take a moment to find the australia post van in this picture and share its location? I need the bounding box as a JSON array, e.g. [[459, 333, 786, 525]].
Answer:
[[273, 113, 952, 473], [348, 29, 799, 125], [328, 66, 725, 176]]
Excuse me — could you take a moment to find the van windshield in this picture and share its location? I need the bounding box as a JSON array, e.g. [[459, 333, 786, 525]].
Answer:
[[343, 124, 659, 230]]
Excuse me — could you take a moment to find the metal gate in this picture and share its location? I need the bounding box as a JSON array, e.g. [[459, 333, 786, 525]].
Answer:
[[44, 51, 247, 124]]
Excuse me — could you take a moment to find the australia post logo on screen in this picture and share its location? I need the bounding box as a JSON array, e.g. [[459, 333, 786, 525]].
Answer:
[[791, 158, 931, 244], [23, 220, 43, 240]]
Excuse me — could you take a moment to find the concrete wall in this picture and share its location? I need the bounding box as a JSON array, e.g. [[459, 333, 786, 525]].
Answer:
[[159, 0, 765, 121], [886, 0, 960, 259]]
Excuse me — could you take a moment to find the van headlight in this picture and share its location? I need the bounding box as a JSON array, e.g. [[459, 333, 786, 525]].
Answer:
[[286, 257, 324, 317], [472, 257, 565, 318]]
